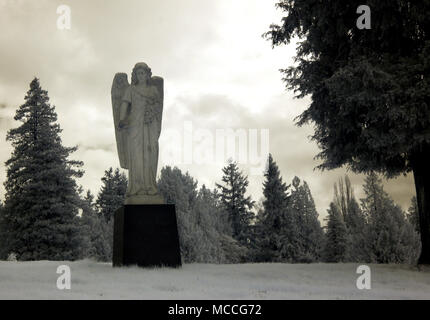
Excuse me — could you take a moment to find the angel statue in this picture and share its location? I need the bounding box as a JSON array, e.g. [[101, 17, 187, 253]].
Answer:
[[111, 62, 165, 204]]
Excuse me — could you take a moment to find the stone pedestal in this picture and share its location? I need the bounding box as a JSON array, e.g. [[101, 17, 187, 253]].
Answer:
[[113, 204, 182, 268]]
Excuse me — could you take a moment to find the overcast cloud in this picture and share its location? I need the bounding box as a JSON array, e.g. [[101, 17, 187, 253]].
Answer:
[[0, 0, 415, 222]]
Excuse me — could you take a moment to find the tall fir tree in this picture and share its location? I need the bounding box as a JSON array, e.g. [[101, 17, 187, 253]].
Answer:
[[324, 202, 348, 262], [210, 188, 232, 237], [2, 78, 84, 260], [361, 172, 420, 264], [287, 177, 325, 262], [216, 160, 255, 246], [257, 154, 290, 262], [96, 167, 127, 222], [299, 180, 325, 261]]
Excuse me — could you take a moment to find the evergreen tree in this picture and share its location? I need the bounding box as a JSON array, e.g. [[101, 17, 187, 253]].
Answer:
[[158, 166, 199, 262], [361, 172, 420, 264], [324, 202, 348, 262], [2, 78, 83, 260], [192, 185, 227, 263], [257, 154, 290, 261], [265, 0, 430, 264], [216, 160, 255, 246], [158, 166, 246, 263], [345, 198, 370, 262], [287, 177, 325, 262], [96, 167, 127, 222], [79, 189, 112, 261], [78, 189, 95, 258], [92, 167, 126, 261], [210, 188, 232, 236], [299, 180, 325, 261]]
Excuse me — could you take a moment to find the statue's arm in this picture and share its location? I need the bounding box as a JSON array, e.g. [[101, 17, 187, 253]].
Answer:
[[119, 87, 132, 128], [157, 113, 162, 138], [152, 79, 163, 139], [118, 101, 130, 128], [155, 91, 163, 138], [119, 101, 130, 121]]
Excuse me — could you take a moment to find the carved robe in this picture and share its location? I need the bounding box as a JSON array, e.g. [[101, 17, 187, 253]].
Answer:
[[121, 84, 162, 197]]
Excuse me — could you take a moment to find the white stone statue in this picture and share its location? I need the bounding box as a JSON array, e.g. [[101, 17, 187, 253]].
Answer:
[[111, 62, 165, 204]]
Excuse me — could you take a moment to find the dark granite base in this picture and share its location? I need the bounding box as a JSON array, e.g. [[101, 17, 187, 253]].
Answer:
[[113, 204, 182, 268]]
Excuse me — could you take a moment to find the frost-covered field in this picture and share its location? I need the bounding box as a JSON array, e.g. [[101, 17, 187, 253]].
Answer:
[[0, 260, 429, 299]]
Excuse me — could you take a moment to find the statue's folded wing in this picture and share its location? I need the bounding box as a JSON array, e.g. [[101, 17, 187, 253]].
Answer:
[[111, 73, 130, 169], [150, 76, 164, 138]]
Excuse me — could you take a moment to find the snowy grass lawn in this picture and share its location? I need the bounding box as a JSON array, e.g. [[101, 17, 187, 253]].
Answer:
[[0, 260, 429, 299]]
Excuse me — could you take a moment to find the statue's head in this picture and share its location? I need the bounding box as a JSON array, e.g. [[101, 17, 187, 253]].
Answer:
[[131, 62, 152, 85]]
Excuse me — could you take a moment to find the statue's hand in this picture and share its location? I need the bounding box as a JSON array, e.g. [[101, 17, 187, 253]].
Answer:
[[119, 119, 129, 129]]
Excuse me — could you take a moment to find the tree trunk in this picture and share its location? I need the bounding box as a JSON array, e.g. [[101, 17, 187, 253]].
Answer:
[[412, 144, 430, 265]]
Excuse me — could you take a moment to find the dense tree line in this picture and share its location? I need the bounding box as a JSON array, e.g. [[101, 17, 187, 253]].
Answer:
[[0, 78, 422, 265], [324, 174, 420, 264], [265, 0, 430, 264], [78, 168, 127, 262]]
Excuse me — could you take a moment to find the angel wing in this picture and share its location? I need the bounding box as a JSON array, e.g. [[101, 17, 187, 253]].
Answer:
[[111, 73, 130, 169], [150, 76, 164, 137]]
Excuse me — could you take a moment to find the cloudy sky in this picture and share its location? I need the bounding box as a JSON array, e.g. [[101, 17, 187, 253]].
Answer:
[[0, 0, 415, 221]]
